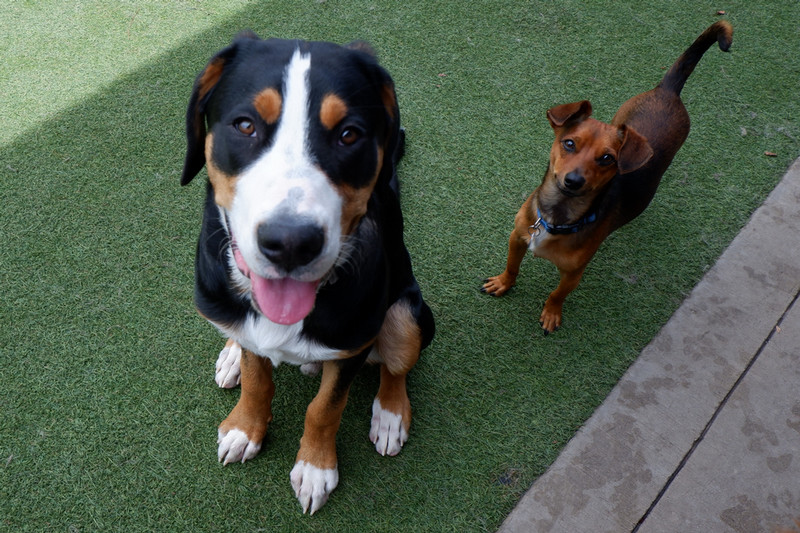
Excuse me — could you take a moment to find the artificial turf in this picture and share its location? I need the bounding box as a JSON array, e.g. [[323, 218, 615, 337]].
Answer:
[[2, 0, 799, 531]]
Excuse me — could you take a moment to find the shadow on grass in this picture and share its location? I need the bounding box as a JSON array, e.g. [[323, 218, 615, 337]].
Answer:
[[0, 6, 545, 531]]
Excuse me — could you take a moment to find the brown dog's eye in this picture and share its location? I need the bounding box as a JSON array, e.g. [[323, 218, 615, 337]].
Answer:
[[562, 139, 576, 152], [339, 127, 361, 146], [234, 118, 256, 137], [598, 154, 616, 166]]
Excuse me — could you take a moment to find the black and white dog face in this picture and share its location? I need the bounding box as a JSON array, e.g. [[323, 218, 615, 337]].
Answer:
[[182, 36, 399, 325]]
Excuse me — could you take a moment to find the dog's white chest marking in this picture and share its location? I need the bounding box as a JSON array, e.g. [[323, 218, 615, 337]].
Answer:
[[528, 219, 547, 255], [216, 314, 340, 368]]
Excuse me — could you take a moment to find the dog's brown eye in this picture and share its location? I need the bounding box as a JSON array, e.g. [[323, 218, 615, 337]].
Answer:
[[562, 139, 576, 151], [598, 154, 616, 166], [234, 118, 256, 137], [339, 127, 360, 146]]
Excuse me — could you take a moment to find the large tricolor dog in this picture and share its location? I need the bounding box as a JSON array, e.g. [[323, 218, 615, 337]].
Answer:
[[181, 33, 434, 514]]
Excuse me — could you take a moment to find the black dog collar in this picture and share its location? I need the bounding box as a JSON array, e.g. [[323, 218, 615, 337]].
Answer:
[[534, 208, 597, 235]]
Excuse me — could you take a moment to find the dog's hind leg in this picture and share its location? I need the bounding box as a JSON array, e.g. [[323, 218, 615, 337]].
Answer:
[[540, 266, 586, 334], [215, 338, 242, 388], [370, 300, 423, 456], [482, 195, 536, 297]]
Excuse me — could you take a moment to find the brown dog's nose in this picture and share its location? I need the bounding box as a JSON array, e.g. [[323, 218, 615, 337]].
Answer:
[[257, 217, 325, 273], [563, 171, 585, 190]]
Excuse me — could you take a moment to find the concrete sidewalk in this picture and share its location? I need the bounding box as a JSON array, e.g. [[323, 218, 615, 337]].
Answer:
[[500, 158, 800, 533]]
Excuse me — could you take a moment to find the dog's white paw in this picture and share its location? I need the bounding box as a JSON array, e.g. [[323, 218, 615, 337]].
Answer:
[[299, 362, 322, 376], [289, 460, 339, 515], [215, 341, 242, 388], [217, 428, 260, 465], [369, 399, 408, 457]]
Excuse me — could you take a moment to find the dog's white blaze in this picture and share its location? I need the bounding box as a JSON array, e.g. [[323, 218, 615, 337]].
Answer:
[[230, 48, 342, 281]]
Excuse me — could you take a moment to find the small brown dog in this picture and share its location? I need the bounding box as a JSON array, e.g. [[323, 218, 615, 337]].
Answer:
[[483, 21, 733, 334]]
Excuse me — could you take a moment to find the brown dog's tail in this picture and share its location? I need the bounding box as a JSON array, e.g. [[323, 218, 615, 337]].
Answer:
[[658, 20, 733, 95]]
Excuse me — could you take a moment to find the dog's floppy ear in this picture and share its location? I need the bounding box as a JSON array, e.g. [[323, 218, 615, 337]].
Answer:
[[546, 100, 592, 129], [345, 40, 378, 58], [181, 40, 244, 186], [379, 76, 403, 194], [616, 124, 653, 174], [345, 42, 397, 135], [351, 46, 401, 191]]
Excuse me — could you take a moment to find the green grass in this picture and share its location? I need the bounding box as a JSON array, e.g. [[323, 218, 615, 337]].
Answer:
[[2, 0, 799, 531]]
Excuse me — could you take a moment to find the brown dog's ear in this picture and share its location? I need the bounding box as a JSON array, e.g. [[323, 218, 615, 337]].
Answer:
[[616, 124, 653, 174], [546, 100, 592, 129], [181, 42, 241, 186]]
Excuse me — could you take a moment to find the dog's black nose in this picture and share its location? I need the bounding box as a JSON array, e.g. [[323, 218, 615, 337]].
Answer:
[[563, 171, 585, 190], [257, 218, 325, 272]]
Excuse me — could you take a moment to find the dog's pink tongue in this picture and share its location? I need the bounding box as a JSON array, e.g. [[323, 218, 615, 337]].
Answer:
[[250, 274, 319, 325]]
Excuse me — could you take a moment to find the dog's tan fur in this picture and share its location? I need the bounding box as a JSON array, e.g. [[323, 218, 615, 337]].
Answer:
[[483, 21, 733, 333]]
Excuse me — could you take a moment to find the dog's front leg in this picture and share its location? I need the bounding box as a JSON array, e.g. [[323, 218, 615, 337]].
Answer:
[[482, 199, 535, 296], [540, 266, 586, 334], [290, 352, 368, 514], [217, 348, 275, 464]]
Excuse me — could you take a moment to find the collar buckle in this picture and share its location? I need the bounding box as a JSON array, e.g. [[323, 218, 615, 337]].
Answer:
[[528, 217, 543, 237]]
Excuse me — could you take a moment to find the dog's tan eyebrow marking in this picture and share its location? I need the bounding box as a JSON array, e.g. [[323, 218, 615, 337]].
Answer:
[[320, 93, 348, 130], [253, 87, 282, 125]]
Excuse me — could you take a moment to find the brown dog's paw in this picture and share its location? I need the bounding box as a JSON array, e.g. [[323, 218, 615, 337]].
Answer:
[[539, 322, 560, 336], [481, 274, 514, 297], [539, 304, 562, 334]]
